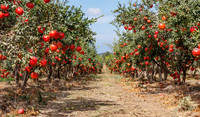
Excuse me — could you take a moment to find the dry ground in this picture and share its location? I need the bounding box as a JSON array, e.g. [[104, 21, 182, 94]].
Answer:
[[1, 65, 200, 117], [37, 66, 186, 117]]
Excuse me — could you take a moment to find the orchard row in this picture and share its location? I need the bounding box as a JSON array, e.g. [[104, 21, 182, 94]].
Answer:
[[0, 0, 103, 88], [106, 0, 200, 84]]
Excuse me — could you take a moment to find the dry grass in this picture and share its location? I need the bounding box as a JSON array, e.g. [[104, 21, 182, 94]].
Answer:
[[116, 76, 200, 115]]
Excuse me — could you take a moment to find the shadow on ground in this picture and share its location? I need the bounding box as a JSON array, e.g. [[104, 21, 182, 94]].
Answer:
[[70, 86, 100, 91], [39, 75, 117, 116], [39, 96, 117, 117], [0, 74, 108, 116]]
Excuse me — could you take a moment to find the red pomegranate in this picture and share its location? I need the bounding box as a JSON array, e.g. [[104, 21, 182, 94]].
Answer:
[[26, 2, 34, 9], [40, 59, 47, 67], [76, 46, 82, 52], [15, 7, 24, 15], [29, 56, 38, 66], [158, 23, 166, 30], [60, 32, 65, 39], [192, 48, 200, 57], [44, 0, 51, 3], [50, 44, 58, 51], [31, 72, 38, 79], [1, 4, 9, 10], [43, 35, 50, 42], [49, 30, 58, 39], [0, 11, 4, 19]]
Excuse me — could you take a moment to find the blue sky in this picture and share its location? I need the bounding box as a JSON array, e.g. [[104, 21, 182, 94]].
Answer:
[[68, 0, 131, 53]]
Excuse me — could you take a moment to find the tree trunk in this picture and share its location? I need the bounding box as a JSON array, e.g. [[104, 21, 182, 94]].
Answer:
[[131, 72, 135, 79], [136, 70, 138, 77], [159, 67, 163, 81], [164, 69, 168, 81], [47, 65, 52, 82], [159, 54, 164, 81], [139, 71, 144, 80], [65, 66, 69, 80], [14, 63, 21, 87], [151, 63, 155, 81], [22, 71, 29, 89], [145, 68, 150, 81], [57, 67, 61, 79], [193, 69, 197, 77], [182, 70, 187, 84], [53, 68, 57, 79]]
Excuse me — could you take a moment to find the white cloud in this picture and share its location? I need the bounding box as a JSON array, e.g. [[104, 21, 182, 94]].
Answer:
[[87, 8, 102, 16]]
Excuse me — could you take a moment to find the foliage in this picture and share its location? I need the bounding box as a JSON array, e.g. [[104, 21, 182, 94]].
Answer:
[[105, 0, 200, 83], [0, 0, 103, 88], [0, 78, 14, 82]]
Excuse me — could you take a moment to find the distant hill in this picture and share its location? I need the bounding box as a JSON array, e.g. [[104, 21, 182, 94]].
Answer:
[[99, 51, 112, 60]]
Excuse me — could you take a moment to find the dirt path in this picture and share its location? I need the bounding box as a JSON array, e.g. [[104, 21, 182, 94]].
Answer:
[[38, 66, 180, 117]]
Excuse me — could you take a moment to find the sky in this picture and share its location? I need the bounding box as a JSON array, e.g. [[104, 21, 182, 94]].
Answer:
[[68, 0, 131, 53]]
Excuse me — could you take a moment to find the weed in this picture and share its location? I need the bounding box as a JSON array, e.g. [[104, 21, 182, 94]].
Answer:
[[113, 75, 122, 79], [0, 78, 14, 82], [87, 74, 97, 79], [178, 96, 195, 111]]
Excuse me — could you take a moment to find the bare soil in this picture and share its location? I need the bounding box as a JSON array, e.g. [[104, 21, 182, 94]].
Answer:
[[1, 65, 200, 117], [37, 66, 183, 117]]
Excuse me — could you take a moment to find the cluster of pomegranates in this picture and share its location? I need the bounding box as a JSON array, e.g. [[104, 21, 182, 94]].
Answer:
[[0, 0, 51, 19]]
